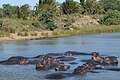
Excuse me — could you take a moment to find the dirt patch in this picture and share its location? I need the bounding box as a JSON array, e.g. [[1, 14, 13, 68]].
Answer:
[[72, 16, 99, 27]]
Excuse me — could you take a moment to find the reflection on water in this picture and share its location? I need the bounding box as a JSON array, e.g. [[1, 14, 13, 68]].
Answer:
[[0, 33, 120, 80]]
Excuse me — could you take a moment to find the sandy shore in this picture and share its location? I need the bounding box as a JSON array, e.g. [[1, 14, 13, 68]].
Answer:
[[0, 31, 60, 42]]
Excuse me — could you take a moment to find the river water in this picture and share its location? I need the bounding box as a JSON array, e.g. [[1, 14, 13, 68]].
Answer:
[[0, 33, 120, 80]]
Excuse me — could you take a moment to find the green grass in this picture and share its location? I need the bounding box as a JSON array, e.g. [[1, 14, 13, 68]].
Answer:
[[0, 16, 120, 38], [52, 25, 120, 37]]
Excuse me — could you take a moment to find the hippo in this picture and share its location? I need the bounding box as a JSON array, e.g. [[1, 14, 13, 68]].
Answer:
[[91, 52, 104, 64], [46, 53, 62, 56], [34, 55, 51, 59], [59, 57, 76, 61], [0, 56, 29, 65], [0, 60, 18, 65], [73, 61, 97, 75], [45, 73, 73, 79], [104, 56, 118, 65], [36, 57, 61, 70], [27, 59, 42, 64], [55, 64, 70, 71], [69, 62, 78, 65], [83, 62, 96, 71], [91, 52, 118, 66], [64, 51, 91, 56], [72, 66, 87, 75]]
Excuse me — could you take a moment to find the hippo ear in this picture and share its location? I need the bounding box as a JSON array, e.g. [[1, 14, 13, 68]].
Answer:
[[55, 67, 59, 71]]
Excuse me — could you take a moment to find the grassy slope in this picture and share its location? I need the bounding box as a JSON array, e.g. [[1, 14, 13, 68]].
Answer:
[[0, 15, 120, 41]]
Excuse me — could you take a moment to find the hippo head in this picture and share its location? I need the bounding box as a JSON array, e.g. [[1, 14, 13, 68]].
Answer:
[[55, 65, 70, 71], [73, 66, 87, 75], [92, 52, 99, 57], [85, 62, 96, 70]]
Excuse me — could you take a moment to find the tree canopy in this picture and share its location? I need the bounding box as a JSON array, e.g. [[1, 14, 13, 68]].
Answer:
[[0, 0, 120, 31]]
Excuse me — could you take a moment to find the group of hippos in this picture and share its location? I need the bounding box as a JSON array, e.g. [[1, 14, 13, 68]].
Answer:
[[0, 51, 119, 79]]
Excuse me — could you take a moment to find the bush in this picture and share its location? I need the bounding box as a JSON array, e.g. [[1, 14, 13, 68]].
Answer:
[[30, 32, 37, 36], [17, 32, 28, 36], [39, 11, 57, 30], [3, 26, 16, 33], [99, 10, 120, 25], [0, 20, 4, 29]]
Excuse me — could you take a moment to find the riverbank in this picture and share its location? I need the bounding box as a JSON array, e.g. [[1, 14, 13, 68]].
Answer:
[[0, 25, 120, 42]]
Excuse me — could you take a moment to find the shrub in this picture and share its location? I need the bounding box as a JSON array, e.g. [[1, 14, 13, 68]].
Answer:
[[99, 10, 120, 25], [17, 32, 28, 36], [39, 11, 57, 30], [3, 26, 16, 33], [0, 20, 4, 29], [30, 32, 37, 36]]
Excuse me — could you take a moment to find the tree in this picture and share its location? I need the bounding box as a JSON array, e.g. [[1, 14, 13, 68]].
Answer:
[[0, 20, 4, 29], [2, 4, 12, 18], [39, 11, 57, 30], [0, 8, 3, 18], [20, 4, 30, 20], [99, 0, 120, 13], [2, 4, 20, 18], [80, 0, 85, 6], [81, 0, 105, 14], [99, 10, 120, 25], [11, 6, 20, 18], [34, 0, 57, 16], [62, 0, 83, 14], [83, 0, 97, 14]]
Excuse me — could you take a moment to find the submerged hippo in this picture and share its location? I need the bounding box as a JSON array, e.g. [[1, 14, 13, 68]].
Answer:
[[64, 51, 91, 56], [104, 56, 118, 65], [0, 56, 29, 65], [55, 64, 70, 71], [91, 52, 104, 64], [34, 55, 51, 59], [69, 62, 78, 65], [83, 62, 96, 71], [46, 53, 62, 56], [58, 56, 76, 61], [91, 52, 118, 66], [72, 65, 87, 75], [36, 57, 61, 70], [45, 73, 73, 79], [73, 61, 97, 75]]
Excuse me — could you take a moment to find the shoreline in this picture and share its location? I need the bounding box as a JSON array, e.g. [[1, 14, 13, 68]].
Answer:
[[0, 25, 120, 42], [0, 35, 62, 42]]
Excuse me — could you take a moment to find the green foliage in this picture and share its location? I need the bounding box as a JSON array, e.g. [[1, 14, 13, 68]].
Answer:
[[0, 0, 120, 36], [99, 10, 120, 25], [17, 32, 28, 36], [32, 20, 42, 29], [99, 0, 120, 12], [19, 4, 30, 20], [35, 0, 57, 15], [2, 4, 12, 17], [83, 0, 98, 14], [0, 20, 15, 33], [30, 32, 37, 36], [0, 20, 4, 29], [0, 8, 3, 18], [3, 26, 16, 33], [62, 0, 83, 14], [39, 11, 57, 30]]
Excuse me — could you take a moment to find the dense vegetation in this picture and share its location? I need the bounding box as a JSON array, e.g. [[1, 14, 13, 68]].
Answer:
[[0, 0, 120, 37]]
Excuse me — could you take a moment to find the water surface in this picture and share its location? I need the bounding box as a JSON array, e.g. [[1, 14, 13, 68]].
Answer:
[[0, 33, 120, 80]]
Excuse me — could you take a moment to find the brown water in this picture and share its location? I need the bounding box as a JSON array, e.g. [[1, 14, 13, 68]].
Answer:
[[0, 33, 120, 80]]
